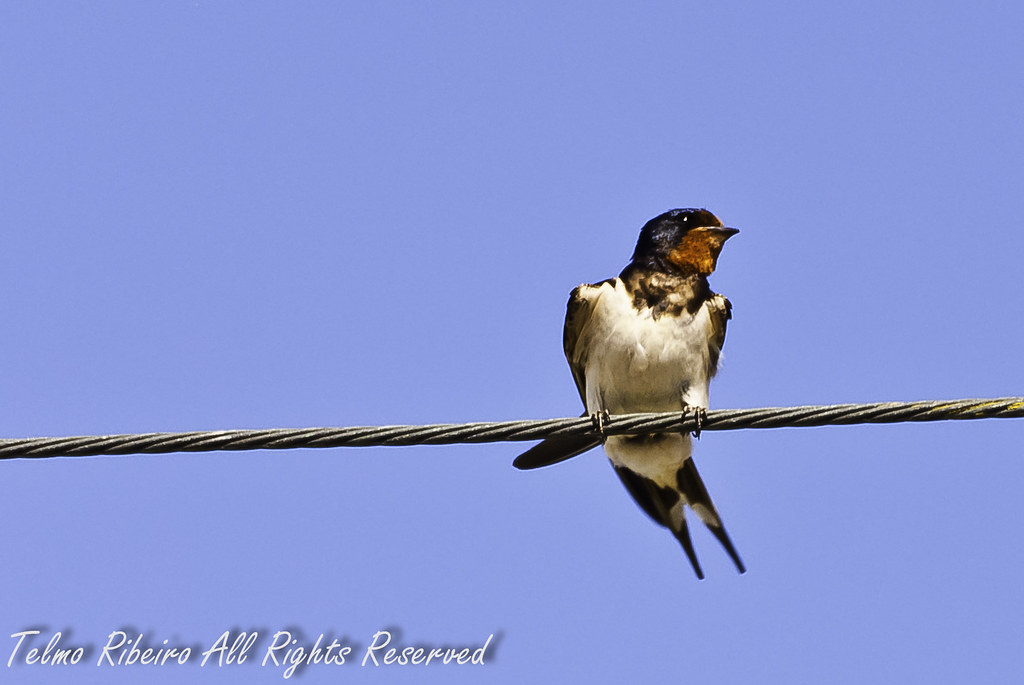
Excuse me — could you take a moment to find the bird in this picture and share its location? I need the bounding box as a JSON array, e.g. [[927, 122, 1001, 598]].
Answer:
[[514, 208, 744, 579]]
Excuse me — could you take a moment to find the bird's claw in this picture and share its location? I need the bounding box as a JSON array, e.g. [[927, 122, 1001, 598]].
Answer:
[[590, 410, 611, 436], [685, 406, 708, 438]]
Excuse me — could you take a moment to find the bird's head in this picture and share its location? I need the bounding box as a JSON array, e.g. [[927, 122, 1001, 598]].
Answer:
[[630, 208, 739, 276]]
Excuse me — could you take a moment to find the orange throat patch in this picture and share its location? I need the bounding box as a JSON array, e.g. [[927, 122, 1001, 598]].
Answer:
[[667, 228, 727, 275]]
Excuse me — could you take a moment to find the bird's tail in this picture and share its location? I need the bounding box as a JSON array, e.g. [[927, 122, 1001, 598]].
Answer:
[[614, 457, 745, 579], [676, 458, 746, 576]]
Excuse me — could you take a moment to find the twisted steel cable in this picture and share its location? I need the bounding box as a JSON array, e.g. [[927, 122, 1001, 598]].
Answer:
[[0, 396, 1021, 461]]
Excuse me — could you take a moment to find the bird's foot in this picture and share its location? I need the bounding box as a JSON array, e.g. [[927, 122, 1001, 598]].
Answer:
[[684, 406, 708, 439], [590, 410, 611, 436]]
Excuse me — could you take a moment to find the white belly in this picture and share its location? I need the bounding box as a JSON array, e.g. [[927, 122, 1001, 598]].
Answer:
[[605, 432, 694, 488]]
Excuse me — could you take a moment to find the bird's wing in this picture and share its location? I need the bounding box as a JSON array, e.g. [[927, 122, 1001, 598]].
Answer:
[[512, 432, 600, 470], [513, 283, 606, 470], [706, 293, 732, 376], [562, 282, 605, 407]]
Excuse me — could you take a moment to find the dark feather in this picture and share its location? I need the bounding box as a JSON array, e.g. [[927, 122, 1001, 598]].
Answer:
[[676, 459, 746, 574], [706, 294, 732, 375], [562, 283, 603, 407], [513, 283, 605, 469], [513, 435, 600, 470], [614, 465, 705, 580]]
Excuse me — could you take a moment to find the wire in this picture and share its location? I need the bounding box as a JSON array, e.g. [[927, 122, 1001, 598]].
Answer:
[[0, 396, 1021, 461]]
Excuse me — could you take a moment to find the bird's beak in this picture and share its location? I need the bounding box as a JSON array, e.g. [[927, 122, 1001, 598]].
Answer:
[[710, 227, 739, 241]]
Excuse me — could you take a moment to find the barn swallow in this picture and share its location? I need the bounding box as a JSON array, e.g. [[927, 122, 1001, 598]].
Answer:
[[514, 208, 744, 579]]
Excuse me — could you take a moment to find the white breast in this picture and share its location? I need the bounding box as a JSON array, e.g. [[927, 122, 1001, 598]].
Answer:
[[580, 279, 713, 415]]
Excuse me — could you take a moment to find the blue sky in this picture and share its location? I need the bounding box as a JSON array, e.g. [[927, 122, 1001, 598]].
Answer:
[[2, 2, 1023, 683]]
